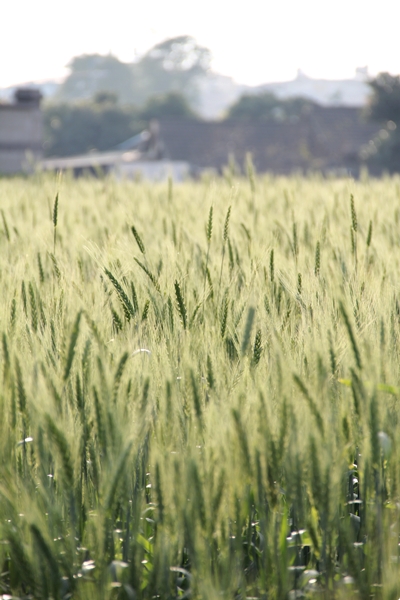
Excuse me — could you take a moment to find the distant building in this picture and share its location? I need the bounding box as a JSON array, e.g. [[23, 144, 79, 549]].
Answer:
[[156, 106, 381, 175], [196, 68, 372, 119], [197, 73, 250, 119], [0, 89, 43, 174], [41, 121, 190, 181], [0, 80, 60, 103], [42, 152, 190, 181], [41, 106, 382, 178], [256, 68, 371, 108]]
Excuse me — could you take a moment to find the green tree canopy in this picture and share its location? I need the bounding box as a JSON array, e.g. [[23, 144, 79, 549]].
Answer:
[[131, 36, 211, 107], [139, 92, 197, 120], [225, 92, 316, 121], [43, 101, 143, 157], [367, 72, 400, 124], [56, 54, 137, 104], [363, 72, 400, 173], [56, 37, 211, 109], [43, 91, 199, 157]]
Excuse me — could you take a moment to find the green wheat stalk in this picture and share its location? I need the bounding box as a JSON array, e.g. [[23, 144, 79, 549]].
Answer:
[[9, 296, 16, 331], [104, 441, 133, 513], [104, 268, 135, 320], [270, 249, 275, 283], [15, 357, 27, 414], [113, 352, 129, 403], [217, 205, 231, 305], [314, 241, 321, 276], [206, 354, 215, 390], [111, 306, 123, 332], [252, 329, 263, 365], [293, 373, 324, 436], [350, 194, 358, 271], [93, 386, 107, 456], [134, 258, 160, 292], [220, 294, 229, 339], [131, 225, 146, 254], [49, 253, 61, 281], [53, 192, 58, 254], [30, 524, 60, 597], [1, 209, 10, 241], [155, 461, 165, 523], [232, 408, 252, 475], [28, 282, 38, 332], [2, 333, 10, 380], [190, 459, 206, 529], [202, 205, 213, 322], [141, 299, 150, 321], [167, 295, 174, 331], [190, 369, 203, 425], [174, 280, 187, 330], [297, 272, 302, 295], [37, 253, 45, 283], [21, 281, 27, 316], [130, 281, 139, 313], [5, 526, 36, 592], [292, 221, 298, 265], [366, 220, 373, 248], [339, 300, 362, 370], [46, 414, 74, 490]]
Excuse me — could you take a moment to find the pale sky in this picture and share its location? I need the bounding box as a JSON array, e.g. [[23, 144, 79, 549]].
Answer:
[[1, 0, 400, 88]]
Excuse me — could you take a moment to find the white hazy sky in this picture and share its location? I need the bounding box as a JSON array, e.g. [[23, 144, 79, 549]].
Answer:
[[1, 0, 400, 88]]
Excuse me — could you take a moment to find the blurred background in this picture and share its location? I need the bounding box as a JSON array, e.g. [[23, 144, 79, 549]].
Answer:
[[1, 0, 399, 176]]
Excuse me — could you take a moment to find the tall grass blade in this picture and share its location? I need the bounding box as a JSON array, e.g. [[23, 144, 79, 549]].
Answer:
[[63, 311, 82, 381], [104, 441, 133, 512], [134, 258, 160, 292], [46, 414, 74, 490], [113, 352, 129, 403], [293, 374, 324, 436], [339, 301, 362, 370]]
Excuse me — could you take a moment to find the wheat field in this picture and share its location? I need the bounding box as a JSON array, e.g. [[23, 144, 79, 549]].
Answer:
[[1, 169, 400, 599]]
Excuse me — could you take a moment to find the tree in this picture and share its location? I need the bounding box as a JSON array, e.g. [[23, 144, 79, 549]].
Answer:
[[43, 101, 143, 157], [56, 38, 211, 109], [364, 72, 400, 173], [56, 54, 136, 104], [131, 36, 211, 107], [225, 92, 316, 121], [139, 92, 197, 120], [367, 73, 400, 124], [43, 91, 199, 157], [93, 91, 119, 105]]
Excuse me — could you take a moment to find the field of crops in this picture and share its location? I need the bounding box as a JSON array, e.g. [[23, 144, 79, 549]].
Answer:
[[1, 169, 400, 599]]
